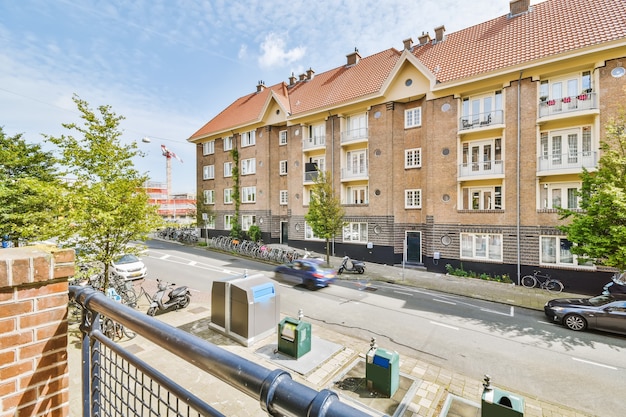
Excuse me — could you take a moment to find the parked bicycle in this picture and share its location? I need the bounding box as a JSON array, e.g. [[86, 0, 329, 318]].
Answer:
[[521, 270, 564, 293]]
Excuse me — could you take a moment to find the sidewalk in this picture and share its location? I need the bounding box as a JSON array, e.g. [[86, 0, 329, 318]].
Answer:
[[67, 246, 596, 417]]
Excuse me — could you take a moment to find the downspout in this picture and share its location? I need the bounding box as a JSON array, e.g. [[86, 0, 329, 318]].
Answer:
[[330, 111, 335, 256], [516, 71, 523, 285]]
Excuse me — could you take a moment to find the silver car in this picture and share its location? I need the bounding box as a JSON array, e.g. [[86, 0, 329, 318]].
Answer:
[[111, 254, 147, 281]]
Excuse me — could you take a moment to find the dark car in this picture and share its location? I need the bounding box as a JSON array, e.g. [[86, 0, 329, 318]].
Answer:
[[274, 258, 337, 290], [544, 294, 626, 334], [602, 271, 626, 295]]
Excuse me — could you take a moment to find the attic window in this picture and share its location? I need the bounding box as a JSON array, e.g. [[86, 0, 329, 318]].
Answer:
[[405, 79, 413, 86]]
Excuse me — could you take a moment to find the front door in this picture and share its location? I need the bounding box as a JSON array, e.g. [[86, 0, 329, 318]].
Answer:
[[405, 231, 422, 264], [281, 221, 288, 245]]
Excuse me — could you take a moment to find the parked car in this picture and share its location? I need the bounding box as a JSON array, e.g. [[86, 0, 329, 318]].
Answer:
[[111, 254, 147, 281], [544, 294, 626, 335], [274, 258, 336, 290], [602, 271, 626, 295]]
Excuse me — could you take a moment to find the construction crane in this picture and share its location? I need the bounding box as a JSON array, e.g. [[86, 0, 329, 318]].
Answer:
[[160, 144, 183, 198]]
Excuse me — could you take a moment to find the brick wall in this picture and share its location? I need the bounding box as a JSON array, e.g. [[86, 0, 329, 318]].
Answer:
[[0, 246, 74, 417]]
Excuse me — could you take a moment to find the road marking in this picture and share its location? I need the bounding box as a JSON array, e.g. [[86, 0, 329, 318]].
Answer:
[[160, 254, 171, 260], [430, 321, 459, 330], [572, 357, 617, 370], [434, 299, 457, 305], [189, 261, 197, 266], [480, 306, 515, 317], [394, 291, 414, 296]]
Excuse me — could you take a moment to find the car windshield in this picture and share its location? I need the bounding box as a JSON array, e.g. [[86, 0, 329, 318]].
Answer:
[[588, 294, 619, 306], [115, 254, 139, 264]]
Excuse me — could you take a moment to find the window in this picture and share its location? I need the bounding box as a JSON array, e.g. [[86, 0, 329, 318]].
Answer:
[[204, 215, 215, 229], [224, 161, 233, 177], [538, 126, 594, 171], [462, 91, 502, 126], [305, 222, 322, 240], [405, 148, 422, 168], [461, 139, 502, 175], [346, 185, 368, 204], [344, 113, 367, 140], [241, 158, 256, 175], [307, 123, 326, 146], [224, 188, 233, 204], [223, 136, 233, 151], [224, 215, 233, 230], [540, 236, 580, 265], [460, 233, 502, 261], [462, 186, 502, 210], [279, 160, 288, 175], [203, 189, 215, 205], [345, 149, 367, 177], [343, 222, 368, 242], [404, 107, 422, 128], [241, 130, 256, 147], [540, 71, 592, 102], [539, 183, 581, 209], [242, 215, 256, 231], [405, 189, 422, 208], [279, 130, 288, 145], [279, 190, 288, 205], [203, 165, 215, 180], [241, 186, 256, 203], [203, 141, 215, 155]]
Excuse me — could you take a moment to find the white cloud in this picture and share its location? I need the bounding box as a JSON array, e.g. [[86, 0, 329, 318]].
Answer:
[[257, 33, 306, 69], [238, 44, 248, 60]]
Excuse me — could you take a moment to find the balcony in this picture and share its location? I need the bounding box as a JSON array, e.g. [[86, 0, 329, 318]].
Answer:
[[458, 160, 504, 179], [341, 168, 368, 181], [537, 151, 597, 174], [302, 135, 326, 151], [341, 127, 368, 144], [538, 91, 597, 118], [459, 110, 504, 132], [303, 170, 319, 183]]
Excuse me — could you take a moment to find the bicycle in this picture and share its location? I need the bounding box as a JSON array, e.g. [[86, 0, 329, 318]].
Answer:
[[521, 270, 564, 293]]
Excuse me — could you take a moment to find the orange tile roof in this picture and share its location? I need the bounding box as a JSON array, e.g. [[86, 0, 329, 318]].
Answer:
[[190, 0, 626, 140]]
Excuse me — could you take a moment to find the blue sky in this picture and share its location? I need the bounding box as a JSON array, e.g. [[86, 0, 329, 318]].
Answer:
[[0, 0, 541, 194]]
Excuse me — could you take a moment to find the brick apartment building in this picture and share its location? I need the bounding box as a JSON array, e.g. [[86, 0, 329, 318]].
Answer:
[[188, 0, 626, 291]]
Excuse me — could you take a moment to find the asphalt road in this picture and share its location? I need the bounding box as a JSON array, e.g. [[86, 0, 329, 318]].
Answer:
[[141, 239, 626, 417]]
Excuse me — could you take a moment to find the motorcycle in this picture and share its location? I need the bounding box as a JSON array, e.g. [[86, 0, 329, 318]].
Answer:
[[337, 256, 366, 274], [147, 279, 191, 316]]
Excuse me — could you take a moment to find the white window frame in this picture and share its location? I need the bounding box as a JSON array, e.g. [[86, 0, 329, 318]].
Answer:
[[224, 188, 233, 204], [344, 113, 368, 140], [224, 215, 233, 230], [203, 189, 215, 205], [345, 149, 367, 176], [460, 233, 502, 261], [540, 236, 584, 266], [279, 160, 288, 175], [223, 136, 233, 151], [404, 107, 422, 128], [539, 182, 581, 209], [539, 71, 592, 102], [241, 130, 256, 147], [241, 158, 256, 175], [462, 186, 502, 210], [279, 190, 288, 205], [405, 148, 422, 168], [405, 189, 422, 208], [241, 215, 256, 231], [462, 91, 503, 125], [204, 215, 215, 229], [279, 130, 288, 145], [304, 222, 323, 240], [539, 126, 593, 170], [203, 141, 215, 155], [343, 222, 368, 243], [346, 185, 368, 204], [224, 161, 233, 177], [203, 165, 215, 180], [241, 186, 256, 203]]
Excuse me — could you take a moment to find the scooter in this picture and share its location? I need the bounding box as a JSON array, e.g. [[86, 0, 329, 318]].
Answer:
[[147, 279, 191, 316], [337, 256, 366, 274]]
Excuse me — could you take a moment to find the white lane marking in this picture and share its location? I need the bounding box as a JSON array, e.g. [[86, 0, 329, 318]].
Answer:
[[189, 261, 197, 266], [572, 357, 617, 370], [434, 299, 457, 305], [429, 321, 459, 330], [160, 254, 171, 260], [394, 291, 414, 296], [480, 306, 515, 317]]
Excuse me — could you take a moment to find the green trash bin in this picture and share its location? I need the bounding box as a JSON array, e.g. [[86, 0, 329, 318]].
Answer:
[[277, 317, 311, 358], [365, 346, 399, 397], [481, 378, 524, 417]]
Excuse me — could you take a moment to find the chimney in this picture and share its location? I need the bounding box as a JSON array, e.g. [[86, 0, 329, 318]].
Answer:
[[288, 72, 297, 86], [509, 0, 530, 15], [306, 67, 315, 80], [418, 32, 431, 46], [256, 80, 265, 93], [402, 38, 413, 51], [434, 25, 445, 43], [299, 73, 307, 82], [346, 47, 361, 66]]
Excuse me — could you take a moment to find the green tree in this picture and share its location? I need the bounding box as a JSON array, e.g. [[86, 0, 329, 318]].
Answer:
[[305, 170, 345, 265], [0, 127, 62, 245], [559, 105, 626, 270], [230, 147, 242, 239], [196, 191, 214, 242], [45, 95, 162, 285]]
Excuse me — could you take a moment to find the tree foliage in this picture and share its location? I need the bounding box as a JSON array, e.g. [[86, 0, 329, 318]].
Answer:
[[559, 105, 626, 270], [304, 170, 345, 264], [0, 127, 62, 244], [45, 95, 162, 282]]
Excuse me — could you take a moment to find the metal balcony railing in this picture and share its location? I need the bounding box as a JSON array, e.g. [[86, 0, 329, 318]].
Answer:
[[537, 151, 597, 172], [69, 285, 370, 417], [302, 135, 326, 150], [341, 168, 368, 180], [340, 128, 368, 144], [458, 160, 504, 177], [304, 170, 319, 183], [538, 91, 597, 118], [458, 110, 504, 131]]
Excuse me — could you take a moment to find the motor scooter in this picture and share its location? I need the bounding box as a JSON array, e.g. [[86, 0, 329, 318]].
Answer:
[[147, 279, 191, 316], [337, 256, 366, 274]]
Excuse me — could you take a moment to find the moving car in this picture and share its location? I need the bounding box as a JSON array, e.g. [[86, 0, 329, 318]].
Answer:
[[544, 294, 626, 335], [274, 258, 336, 290], [111, 254, 147, 281], [602, 271, 626, 295]]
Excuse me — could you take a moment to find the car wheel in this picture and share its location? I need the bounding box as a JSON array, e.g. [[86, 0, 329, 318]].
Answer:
[[564, 314, 587, 331], [305, 280, 316, 290]]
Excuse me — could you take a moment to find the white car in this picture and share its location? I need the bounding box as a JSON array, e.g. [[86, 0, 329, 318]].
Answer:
[[111, 254, 147, 281]]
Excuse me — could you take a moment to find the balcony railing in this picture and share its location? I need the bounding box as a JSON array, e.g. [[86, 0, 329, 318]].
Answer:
[[340, 128, 368, 144], [459, 110, 504, 131], [302, 135, 326, 150], [537, 151, 597, 172], [538, 91, 597, 118], [69, 285, 370, 417], [303, 170, 319, 183], [341, 168, 368, 180], [458, 160, 504, 178]]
